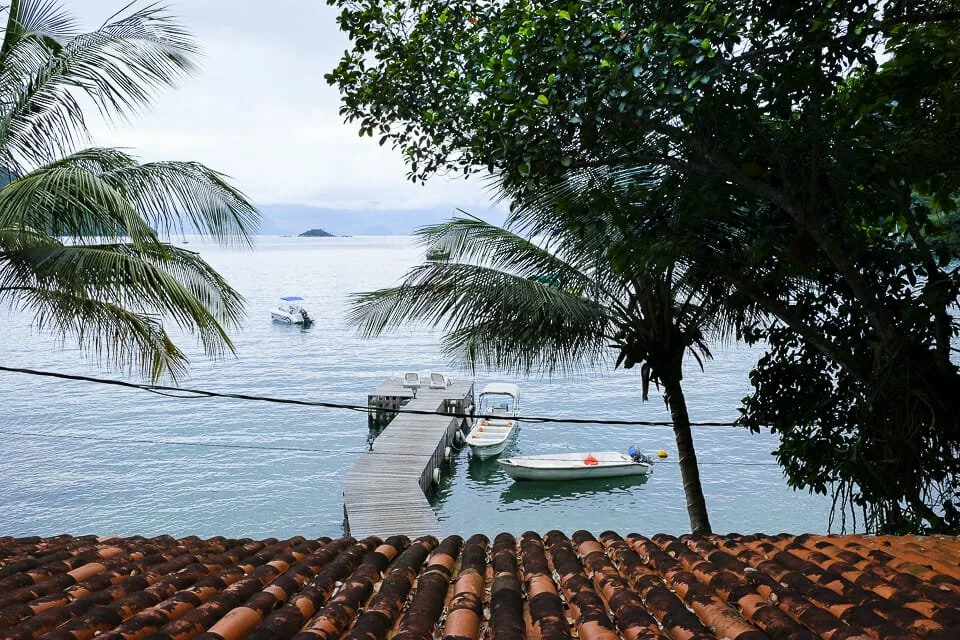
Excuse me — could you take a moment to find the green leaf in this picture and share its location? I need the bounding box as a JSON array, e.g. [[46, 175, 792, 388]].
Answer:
[[536, 94, 549, 105]]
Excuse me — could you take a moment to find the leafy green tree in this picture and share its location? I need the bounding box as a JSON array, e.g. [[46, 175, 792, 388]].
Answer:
[[327, 0, 960, 532], [0, 0, 258, 380], [351, 177, 748, 534]]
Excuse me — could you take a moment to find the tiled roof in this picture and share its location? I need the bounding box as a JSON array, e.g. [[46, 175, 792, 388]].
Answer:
[[1, 532, 959, 640]]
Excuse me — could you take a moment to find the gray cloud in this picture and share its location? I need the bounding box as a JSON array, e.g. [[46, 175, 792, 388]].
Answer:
[[73, 1, 498, 211]]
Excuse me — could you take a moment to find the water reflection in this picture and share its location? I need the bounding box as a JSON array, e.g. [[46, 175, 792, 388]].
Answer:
[[270, 321, 314, 334], [466, 456, 506, 484], [499, 474, 650, 505], [431, 450, 471, 504]]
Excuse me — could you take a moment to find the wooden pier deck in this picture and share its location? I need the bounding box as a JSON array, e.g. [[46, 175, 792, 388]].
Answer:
[[343, 376, 473, 538]]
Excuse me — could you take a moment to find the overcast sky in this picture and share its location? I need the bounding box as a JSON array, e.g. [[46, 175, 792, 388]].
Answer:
[[74, 1, 496, 212]]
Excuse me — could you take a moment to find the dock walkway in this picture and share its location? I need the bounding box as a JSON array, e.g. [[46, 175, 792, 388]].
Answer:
[[343, 377, 473, 538]]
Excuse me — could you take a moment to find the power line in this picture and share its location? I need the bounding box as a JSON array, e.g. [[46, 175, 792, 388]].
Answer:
[[0, 429, 365, 455], [0, 365, 740, 427], [628, 460, 780, 466], [0, 430, 780, 465]]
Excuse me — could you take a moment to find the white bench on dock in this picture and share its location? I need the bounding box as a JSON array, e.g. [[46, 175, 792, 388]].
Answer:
[[343, 376, 473, 538]]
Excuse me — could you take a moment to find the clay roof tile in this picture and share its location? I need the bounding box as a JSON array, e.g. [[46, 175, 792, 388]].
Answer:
[[0, 533, 958, 640]]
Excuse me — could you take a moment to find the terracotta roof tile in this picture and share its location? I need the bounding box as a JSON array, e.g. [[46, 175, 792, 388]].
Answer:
[[442, 533, 486, 640], [1, 533, 958, 640]]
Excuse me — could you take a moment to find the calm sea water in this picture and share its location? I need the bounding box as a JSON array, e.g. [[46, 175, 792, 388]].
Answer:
[[0, 236, 833, 539]]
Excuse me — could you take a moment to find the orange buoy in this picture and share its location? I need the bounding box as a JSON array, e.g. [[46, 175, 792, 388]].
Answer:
[[583, 455, 599, 466]]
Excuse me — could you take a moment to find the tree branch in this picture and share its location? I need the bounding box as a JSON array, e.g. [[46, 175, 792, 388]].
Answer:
[[884, 10, 960, 25], [690, 148, 901, 346], [714, 265, 868, 381]]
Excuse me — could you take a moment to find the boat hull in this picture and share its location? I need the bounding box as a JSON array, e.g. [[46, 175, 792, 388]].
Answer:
[[272, 297, 312, 325], [467, 424, 516, 459], [271, 311, 309, 325], [469, 438, 510, 459], [498, 452, 652, 481], [468, 383, 521, 459]]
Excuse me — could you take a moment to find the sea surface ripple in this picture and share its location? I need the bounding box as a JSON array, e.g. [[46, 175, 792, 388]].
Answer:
[[0, 236, 833, 539]]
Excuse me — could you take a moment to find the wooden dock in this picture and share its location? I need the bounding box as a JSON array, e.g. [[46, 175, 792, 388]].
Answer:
[[343, 376, 473, 538]]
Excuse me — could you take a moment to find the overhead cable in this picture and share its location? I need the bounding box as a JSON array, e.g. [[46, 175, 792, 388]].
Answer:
[[1, 430, 779, 464], [0, 365, 740, 427]]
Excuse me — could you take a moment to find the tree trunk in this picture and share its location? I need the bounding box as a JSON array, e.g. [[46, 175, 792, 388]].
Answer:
[[664, 379, 712, 535]]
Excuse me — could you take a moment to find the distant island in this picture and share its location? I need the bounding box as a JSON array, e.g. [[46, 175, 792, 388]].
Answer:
[[298, 228, 335, 237], [257, 204, 508, 236]]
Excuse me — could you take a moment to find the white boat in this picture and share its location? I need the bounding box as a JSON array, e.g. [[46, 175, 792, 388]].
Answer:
[[466, 383, 520, 459], [498, 448, 653, 481], [271, 296, 313, 325]]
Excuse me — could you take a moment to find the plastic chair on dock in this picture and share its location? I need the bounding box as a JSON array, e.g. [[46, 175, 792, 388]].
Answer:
[[429, 372, 452, 389], [403, 372, 422, 397]]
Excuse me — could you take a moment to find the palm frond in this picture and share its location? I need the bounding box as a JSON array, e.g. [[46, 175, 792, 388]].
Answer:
[[352, 156, 763, 387], [16, 286, 189, 380], [0, 1, 198, 168], [0, 147, 258, 246], [103, 159, 260, 244], [416, 217, 583, 280], [0, 240, 244, 379], [0, 0, 75, 62], [412, 216, 639, 319], [1, 241, 242, 337], [350, 257, 611, 375], [0, 2, 258, 381], [2, 0, 76, 39], [0, 148, 157, 244]]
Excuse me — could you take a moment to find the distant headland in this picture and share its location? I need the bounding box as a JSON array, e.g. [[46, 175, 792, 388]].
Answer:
[[298, 228, 335, 237]]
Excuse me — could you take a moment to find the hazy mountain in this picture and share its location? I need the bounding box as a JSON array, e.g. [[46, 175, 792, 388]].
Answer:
[[257, 204, 507, 236]]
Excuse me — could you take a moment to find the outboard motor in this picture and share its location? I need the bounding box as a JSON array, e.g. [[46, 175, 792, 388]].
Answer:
[[627, 445, 650, 464], [300, 309, 311, 323]]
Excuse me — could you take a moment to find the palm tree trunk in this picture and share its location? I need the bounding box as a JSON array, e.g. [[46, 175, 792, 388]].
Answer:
[[664, 379, 712, 535]]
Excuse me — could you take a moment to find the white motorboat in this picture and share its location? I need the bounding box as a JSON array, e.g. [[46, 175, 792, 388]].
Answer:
[[271, 296, 313, 325], [466, 383, 520, 459], [498, 448, 653, 481]]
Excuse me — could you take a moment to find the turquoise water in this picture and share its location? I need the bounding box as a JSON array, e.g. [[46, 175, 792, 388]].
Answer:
[[0, 236, 833, 539]]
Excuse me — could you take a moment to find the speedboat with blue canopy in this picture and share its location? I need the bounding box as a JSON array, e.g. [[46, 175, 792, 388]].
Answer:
[[271, 296, 313, 325]]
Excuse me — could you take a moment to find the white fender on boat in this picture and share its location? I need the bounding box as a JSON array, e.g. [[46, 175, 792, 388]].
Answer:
[[444, 446, 452, 461], [432, 467, 441, 485], [453, 430, 465, 445]]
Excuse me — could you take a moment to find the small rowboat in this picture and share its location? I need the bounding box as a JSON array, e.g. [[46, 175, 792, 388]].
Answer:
[[466, 383, 520, 459], [498, 450, 653, 481]]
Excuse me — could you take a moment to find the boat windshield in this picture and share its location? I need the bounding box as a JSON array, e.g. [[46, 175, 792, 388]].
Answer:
[[479, 394, 514, 415]]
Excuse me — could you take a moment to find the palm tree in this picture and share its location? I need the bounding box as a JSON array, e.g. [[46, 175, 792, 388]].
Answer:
[[349, 178, 737, 534], [0, 1, 258, 380]]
